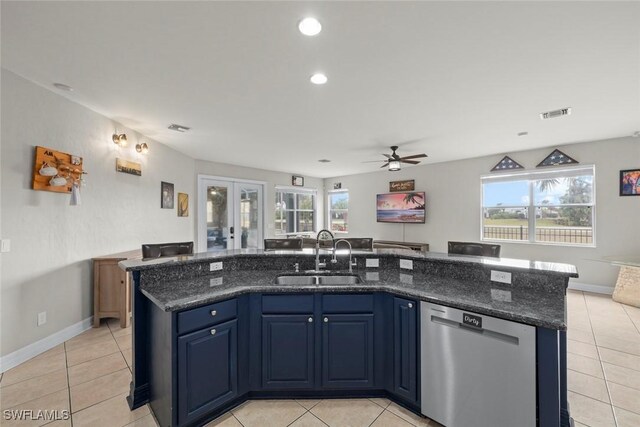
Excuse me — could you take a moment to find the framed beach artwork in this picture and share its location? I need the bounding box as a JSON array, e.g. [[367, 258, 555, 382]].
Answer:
[[376, 192, 426, 223], [178, 193, 189, 216], [620, 169, 640, 196]]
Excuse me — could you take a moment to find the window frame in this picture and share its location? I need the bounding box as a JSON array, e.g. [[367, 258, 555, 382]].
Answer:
[[328, 189, 349, 234], [274, 186, 317, 236], [480, 165, 596, 247]]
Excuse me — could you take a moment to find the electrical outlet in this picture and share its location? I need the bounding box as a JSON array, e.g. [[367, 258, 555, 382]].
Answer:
[[210, 277, 223, 287], [210, 262, 223, 272], [491, 270, 512, 284], [366, 258, 379, 268], [400, 273, 413, 284], [0, 239, 10, 253], [37, 311, 47, 326], [399, 259, 413, 270], [365, 272, 379, 281]]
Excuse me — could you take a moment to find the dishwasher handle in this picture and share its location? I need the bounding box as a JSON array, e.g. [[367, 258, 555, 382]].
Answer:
[[430, 315, 520, 345]]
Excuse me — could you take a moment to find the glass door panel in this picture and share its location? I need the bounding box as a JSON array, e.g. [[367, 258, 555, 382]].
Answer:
[[205, 183, 233, 252], [237, 184, 262, 249]]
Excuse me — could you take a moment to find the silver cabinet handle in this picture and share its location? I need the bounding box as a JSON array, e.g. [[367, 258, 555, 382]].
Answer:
[[324, 317, 328, 323], [408, 303, 413, 308], [210, 310, 217, 316], [210, 329, 216, 335], [308, 317, 313, 323]]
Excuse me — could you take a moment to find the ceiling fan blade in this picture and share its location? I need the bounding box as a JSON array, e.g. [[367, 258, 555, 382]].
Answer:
[[380, 163, 390, 168], [398, 154, 428, 160], [400, 160, 420, 165], [382, 154, 392, 159]]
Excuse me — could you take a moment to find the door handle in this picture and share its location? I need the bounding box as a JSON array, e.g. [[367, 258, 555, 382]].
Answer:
[[308, 317, 313, 323]]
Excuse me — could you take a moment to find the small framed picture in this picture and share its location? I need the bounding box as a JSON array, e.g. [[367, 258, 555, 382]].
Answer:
[[292, 175, 304, 187], [620, 169, 640, 196], [177, 193, 189, 217], [161, 181, 174, 208]]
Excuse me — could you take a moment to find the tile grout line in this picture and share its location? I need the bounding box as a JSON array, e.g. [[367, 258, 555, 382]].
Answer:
[[306, 410, 329, 427], [64, 341, 74, 427], [568, 366, 640, 390], [285, 406, 310, 427], [582, 292, 620, 427]]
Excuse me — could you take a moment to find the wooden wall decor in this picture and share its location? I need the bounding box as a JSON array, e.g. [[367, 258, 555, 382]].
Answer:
[[537, 149, 578, 167], [32, 146, 85, 193], [389, 179, 415, 192], [491, 156, 524, 172]]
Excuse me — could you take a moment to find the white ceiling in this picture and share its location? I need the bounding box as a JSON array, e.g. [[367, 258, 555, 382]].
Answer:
[[2, 1, 639, 178]]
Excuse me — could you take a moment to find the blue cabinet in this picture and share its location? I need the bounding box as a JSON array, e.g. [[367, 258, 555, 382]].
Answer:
[[262, 314, 315, 389], [177, 318, 238, 425], [392, 297, 418, 403], [322, 314, 375, 388]]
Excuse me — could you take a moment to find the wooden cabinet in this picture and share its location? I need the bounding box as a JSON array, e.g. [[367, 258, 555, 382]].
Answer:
[[92, 250, 140, 328], [392, 297, 418, 403], [177, 319, 238, 425]]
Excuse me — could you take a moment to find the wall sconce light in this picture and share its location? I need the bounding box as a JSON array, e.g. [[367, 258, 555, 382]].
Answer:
[[112, 133, 128, 146], [135, 142, 149, 154]]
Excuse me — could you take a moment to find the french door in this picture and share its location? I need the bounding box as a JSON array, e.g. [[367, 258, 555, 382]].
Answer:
[[197, 176, 265, 253]]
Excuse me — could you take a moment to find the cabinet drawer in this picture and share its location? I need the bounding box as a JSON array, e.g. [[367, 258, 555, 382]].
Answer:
[[178, 298, 237, 335], [262, 294, 314, 314], [322, 294, 374, 313]]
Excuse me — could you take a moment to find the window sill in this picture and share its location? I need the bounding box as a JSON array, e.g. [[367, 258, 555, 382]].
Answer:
[[481, 238, 596, 249]]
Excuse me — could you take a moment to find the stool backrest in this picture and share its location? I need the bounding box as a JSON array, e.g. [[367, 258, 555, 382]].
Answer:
[[447, 241, 501, 258], [141, 241, 194, 259]]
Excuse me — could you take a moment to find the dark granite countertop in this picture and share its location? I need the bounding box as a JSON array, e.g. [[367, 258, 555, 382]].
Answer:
[[140, 268, 567, 330], [121, 248, 579, 277]]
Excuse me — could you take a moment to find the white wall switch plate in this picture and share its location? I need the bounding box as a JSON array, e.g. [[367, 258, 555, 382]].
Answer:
[[366, 258, 379, 268], [400, 259, 413, 270], [210, 277, 223, 287], [491, 270, 512, 284], [37, 311, 47, 326], [400, 273, 413, 284], [210, 262, 223, 272], [0, 239, 10, 253], [365, 272, 379, 281], [491, 289, 512, 302]]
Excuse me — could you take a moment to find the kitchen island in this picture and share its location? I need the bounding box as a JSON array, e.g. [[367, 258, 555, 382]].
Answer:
[[120, 249, 578, 427]]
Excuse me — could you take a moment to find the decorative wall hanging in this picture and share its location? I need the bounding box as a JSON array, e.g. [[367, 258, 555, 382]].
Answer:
[[620, 169, 640, 196], [537, 149, 578, 167], [161, 181, 174, 209], [178, 193, 189, 216], [292, 175, 304, 186], [32, 146, 87, 194], [491, 156, 524, 172], [116, 158, 142, 176], [333, 182, 342, 190], [389, 179, 415, 192]]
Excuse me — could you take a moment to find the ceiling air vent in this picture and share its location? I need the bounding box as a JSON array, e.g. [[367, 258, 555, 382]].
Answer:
[[540, 107, 571, 120], [168, 124, 190, 132]]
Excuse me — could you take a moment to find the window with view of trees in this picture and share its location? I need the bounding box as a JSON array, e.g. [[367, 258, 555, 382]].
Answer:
[[481, 166, 595, 246], [275, 188, 316, 235], [328, 190, 349, 233]]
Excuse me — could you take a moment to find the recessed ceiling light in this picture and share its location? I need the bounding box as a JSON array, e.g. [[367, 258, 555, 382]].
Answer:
[[298, 17, 322, 36], [310, 73, 328, 85], [318, 159, 331, 163], [53, 83, 73, 91], [517, 131, 528, 136]]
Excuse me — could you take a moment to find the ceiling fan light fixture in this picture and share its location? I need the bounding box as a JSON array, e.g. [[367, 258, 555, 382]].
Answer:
[[388, 160, 401, 171]]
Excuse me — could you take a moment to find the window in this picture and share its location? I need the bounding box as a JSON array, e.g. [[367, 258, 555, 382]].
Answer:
[[328, 190, 349, 233], [481, 165, 595, 246], [275, 187, 316, 235]]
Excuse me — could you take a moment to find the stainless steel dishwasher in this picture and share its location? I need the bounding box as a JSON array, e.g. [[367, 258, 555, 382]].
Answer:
[[421, 302, 536, 427]]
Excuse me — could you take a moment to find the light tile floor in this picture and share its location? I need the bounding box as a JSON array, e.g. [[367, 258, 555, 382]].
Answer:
[[1, 290, 637, 426]]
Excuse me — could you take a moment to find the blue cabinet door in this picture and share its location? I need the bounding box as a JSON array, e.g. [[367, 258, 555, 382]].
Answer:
[[322, 314, 375, 388], [177, 319, 237, 425], [262, 314, 315, 389], [393, 297, 418, 402]]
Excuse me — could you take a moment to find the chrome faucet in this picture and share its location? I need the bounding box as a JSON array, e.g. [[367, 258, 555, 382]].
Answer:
[[315, 229, 335, 271], [332, 239, 357, 273]]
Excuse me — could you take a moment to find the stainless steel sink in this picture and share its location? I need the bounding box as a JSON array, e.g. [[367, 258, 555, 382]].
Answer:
[[274, 275, 362, 285], [274, 275, 318, 285], [317, 275, 361, 285]]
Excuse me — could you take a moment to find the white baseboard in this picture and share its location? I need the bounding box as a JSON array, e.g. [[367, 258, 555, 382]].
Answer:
[[568, 281, 614, 295], [0, 316, 93, 373]]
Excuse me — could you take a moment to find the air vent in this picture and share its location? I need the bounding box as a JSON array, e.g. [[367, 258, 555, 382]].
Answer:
[[540, 108, 571, 120], [168, 124, 190, 132]]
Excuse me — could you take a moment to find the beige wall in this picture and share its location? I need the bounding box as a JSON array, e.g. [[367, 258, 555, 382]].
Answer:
[[194, 160, 325, 241], [0, 71, 195, 356], [324, 137, 639, 289]]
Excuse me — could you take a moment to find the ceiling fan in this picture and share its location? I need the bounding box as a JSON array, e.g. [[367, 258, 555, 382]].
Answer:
[[364, 146, 428, 171]]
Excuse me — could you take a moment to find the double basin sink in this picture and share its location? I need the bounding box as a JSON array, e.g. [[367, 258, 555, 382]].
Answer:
[[275, 274, 362, 286]]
